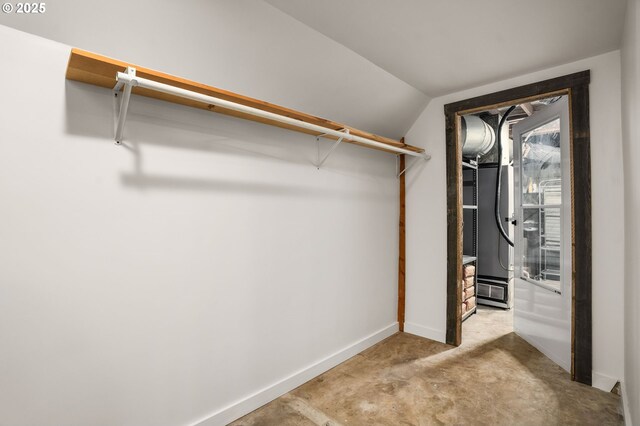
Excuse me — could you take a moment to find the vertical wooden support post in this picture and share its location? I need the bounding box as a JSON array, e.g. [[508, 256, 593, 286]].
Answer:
[[398, 143, 406, 332]]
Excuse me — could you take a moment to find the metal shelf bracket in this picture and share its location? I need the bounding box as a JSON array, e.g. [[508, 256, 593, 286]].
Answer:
[[397, 154, 422, 178], [113, 67, 137, 144], [315, 129, 348, 169]]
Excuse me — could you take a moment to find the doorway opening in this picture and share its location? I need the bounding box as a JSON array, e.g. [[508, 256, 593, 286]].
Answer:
[[444, 71, 592, 385], [461, 95, 572, 371]]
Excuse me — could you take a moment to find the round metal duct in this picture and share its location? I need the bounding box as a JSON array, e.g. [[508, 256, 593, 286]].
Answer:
[[461, 115, 495, 157]]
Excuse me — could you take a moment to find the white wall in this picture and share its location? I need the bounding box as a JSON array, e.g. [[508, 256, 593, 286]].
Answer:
[[0, 0, 428, 139], [0, 25, 402, 426], [622, 0, 640, 423], [404, 51, 625, 390]]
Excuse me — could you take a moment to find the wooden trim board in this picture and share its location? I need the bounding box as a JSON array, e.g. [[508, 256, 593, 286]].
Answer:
[[445, 111, 463, 346], [443, 71, 592, 385], [444, 71, 590, 115], [65, 48, 423, 155], [568, 84, 592, 385]]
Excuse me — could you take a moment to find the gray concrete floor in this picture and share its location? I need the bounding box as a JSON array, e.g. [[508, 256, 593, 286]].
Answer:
[[231, 306, 621, 425]]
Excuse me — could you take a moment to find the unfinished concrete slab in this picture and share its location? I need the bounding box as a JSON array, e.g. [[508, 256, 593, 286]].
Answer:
[[232, 307, 621, 425]]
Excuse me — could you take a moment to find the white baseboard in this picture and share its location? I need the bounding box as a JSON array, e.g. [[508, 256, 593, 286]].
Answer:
[[403, 322, 445, 343], [191, 322, 399, 426], [622, 381, 632, 426], [592, 371, 619, 393]]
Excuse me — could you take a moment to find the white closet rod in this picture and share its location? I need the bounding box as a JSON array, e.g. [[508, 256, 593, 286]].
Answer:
[[115, 71, 430, 160]]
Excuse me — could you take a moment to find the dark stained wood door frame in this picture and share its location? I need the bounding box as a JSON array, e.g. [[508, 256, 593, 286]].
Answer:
[[443, 71, 592, 385]]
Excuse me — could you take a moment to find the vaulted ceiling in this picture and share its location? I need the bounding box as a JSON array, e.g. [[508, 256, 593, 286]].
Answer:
[[265, 0, 627, 97], [0, 1, 627, 138]]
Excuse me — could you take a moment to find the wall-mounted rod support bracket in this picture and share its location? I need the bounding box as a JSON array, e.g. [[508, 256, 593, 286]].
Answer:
[[397, 154, 423, 178], [113, 67, 137, 144], [316, 129, 348, 169]]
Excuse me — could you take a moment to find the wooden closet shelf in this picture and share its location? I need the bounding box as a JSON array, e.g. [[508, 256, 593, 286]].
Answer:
[[65, 48, 425, 155]]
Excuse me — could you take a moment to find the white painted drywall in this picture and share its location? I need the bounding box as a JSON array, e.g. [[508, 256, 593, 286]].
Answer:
[[622, 0, 640, 423], [404, 50, 625, 388], [0, 26, 400, 426], [0, 0, 428, 139]]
